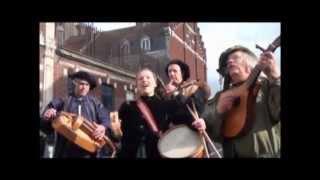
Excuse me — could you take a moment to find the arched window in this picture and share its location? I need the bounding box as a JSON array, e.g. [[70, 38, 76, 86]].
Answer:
[[121, 39, 130, 55], [140, 36, 151, 51]]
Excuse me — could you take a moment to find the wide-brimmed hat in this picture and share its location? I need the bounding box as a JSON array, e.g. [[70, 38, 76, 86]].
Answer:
[[69, 71, 97, 90]]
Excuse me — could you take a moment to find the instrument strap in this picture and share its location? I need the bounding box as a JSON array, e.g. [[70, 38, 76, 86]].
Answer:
[[136, 98, 161, 137]]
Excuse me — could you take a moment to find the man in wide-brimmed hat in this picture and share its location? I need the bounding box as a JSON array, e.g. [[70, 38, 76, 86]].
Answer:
[[206, 45, 281, 158], [41, 71, 113, 158]]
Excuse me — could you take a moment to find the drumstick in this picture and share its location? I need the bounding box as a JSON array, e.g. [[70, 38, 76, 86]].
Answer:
[[191, 100, 199, 119], [186, 105, 198, 122], [191, 102, 222, 158], [188, 101, 222, 158], [203, 132, 222, 158], [186, 103, 210, 158], [201, 134, 210, 158]]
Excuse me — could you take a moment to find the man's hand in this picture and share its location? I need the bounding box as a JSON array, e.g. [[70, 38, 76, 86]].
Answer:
[[259, 51, 280, 80], [92, 122, 106, 141], [110, 112, 123, 138], [43, 108, 57, 121], [216, 92, 238, 114], [192, 118, 206, 131], [165, 80, 178, 95]]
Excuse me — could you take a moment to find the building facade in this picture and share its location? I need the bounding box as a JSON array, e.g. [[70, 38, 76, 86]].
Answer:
[[39, 22, 207, 113], [39, 23, 136, 114], [63, 22, 207, 83]]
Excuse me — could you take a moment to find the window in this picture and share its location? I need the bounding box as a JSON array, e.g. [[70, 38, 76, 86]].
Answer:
[[101, 83, 114, 111], [121, 40, 130, 55], [140, 36, 151, 51]]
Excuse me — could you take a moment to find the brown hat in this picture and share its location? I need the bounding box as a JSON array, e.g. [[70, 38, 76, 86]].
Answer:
[[217, 45, 257, 76]]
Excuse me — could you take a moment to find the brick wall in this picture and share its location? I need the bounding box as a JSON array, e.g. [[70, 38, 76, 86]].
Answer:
[[168, 23, 207, 82]]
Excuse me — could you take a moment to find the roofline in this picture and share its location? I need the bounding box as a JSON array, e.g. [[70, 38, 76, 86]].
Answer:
[[56, 48, 136, 79]]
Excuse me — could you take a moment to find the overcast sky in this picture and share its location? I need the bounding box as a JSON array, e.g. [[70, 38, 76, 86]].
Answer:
[[94, 22, 281, 97]]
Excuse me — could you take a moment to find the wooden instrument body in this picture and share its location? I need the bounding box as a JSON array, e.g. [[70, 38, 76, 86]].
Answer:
[[221, 82, 258, 138], [52, 112, 107, 153]]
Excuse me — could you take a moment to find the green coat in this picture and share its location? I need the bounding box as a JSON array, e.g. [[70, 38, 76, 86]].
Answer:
[[204, 77, 281, 158]]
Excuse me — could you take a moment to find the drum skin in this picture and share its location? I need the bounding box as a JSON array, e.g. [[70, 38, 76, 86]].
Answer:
[[158, 125, 204, 158]]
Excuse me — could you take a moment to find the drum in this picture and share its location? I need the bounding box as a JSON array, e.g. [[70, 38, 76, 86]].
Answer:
[[158, 125, 204, 158]]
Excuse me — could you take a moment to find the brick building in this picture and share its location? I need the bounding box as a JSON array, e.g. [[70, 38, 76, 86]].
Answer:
[[39, 22, 207, 113], [63, 22, 207, 83], [39, 23, 136, 113]]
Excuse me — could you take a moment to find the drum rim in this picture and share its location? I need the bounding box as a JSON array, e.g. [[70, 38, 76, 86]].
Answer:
[[158, 124, 203, 158]]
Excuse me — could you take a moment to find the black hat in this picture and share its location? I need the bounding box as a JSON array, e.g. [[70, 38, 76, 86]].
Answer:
[[69, 71, 97, 90], [165, 59, 190, 81], [217, 45, 257, 76]]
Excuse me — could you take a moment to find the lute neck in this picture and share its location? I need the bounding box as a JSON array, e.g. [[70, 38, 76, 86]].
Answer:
[[245, 64, 263, 89], [245, 35, 280, 88]]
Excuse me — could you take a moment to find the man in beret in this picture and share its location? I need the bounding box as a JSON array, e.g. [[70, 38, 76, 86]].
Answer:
[[41, 71, 111, 158], [207, 45, 281, 158]]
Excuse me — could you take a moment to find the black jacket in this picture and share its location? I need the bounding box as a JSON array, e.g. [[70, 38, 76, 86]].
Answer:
[[117, 95, 178, 158]]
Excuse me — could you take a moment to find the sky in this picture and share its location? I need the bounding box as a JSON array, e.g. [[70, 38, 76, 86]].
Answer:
[[198, 23, 281, 96], [94, 22, 281, 97]]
